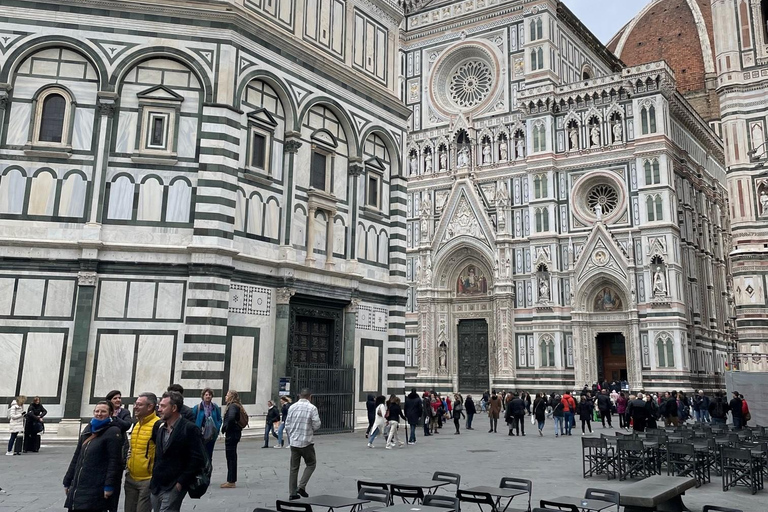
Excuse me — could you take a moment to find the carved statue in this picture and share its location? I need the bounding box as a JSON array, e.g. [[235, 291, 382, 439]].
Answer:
[[761, 190, 768, 216], [421, 215, 429, 240], [457, 147, 470, 167], [590, 125, 601, 146], [424, 255, 433, 283], [539, 277, 550, 301], [494, 259, 499, 279], [409, 154, 418, 175], [568, 127, 578, 150], [653, 266, 667, 296], [505, 258, 511, 278], [421, 194, 432, 216], [425, 152, 433, 174], [482, 144, 492, 164], [496, 182, 509, 207], [499, 140, 508, 161], [594, 203, 603, 220], [613, 120, 623, 143], [439, 151, 447, 171], [516, 138, 525, 159], [438, 341, 447, 368]]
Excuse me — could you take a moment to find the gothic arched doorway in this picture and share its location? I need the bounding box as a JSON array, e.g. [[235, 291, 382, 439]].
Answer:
[[457, 318, 489, 391]]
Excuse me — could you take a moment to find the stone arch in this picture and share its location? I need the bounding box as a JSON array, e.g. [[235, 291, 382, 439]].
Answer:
[[297, 96, 360, 156], [432, 237, 495, 290], [359, 126, 401, 177], [109, 47, 213, 102], [235, 69, 298, 131], [575, 272, 631, 313], [0, 36, 107, 87]]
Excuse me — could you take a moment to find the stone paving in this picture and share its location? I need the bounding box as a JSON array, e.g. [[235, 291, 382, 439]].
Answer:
[[0, 422, 760, 512]]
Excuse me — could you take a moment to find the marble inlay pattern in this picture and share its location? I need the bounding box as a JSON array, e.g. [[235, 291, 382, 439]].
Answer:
[[356, 304, 388, 332], [229, 284, 271, 316]]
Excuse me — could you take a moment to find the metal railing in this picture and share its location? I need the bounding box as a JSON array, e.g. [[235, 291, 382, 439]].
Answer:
[[292, 366, 356, 434]]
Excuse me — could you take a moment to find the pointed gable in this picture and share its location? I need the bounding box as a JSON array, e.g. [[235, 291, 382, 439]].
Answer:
[[574, 222, 630, 283], [136, 85, 184, 103], [433, 179, 495, 251]]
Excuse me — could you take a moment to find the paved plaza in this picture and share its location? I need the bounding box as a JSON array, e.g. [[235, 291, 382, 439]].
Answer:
[[0, 424, 760, 512]]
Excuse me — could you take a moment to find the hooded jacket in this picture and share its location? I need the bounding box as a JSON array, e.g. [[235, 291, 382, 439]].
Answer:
[[127, 412, 160, 481], [404, 391, 423, 424], [561, 394, 576, 413], [7, 400, 24, 432]]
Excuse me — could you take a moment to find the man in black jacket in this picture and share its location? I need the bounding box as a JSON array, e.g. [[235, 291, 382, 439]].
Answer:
[[627, 393, 648, 432], [729, 391, 743, 429], [421, 393, 432, 437], [465, 395, 476, 430], [596, 389, 613, 428], [365, 394, 376, 438], [404, 389, 422, 445], [505, 393, 526, 436], [708, 391, 729, 425], [150, 391, 206, 512]]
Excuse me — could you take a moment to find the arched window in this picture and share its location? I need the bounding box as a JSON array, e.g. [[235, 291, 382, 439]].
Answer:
[[655, 195, 663, 220], [535, 207, 549, 232], [644, 159, 661, 185], [530, 49, 539, 70], [656, 338, 666, 367], [540, 337, 555, 367], [647, 195, 663, 221], [656, 334, 675, 368], [532, 125, 542, 152], [641, 105, 657, 135], [37, 91, 67, 144], [530, 18, 543, 40], [739, 0, 753, 50], [534, 174, 547, 199], [652, 159, 660, 183]]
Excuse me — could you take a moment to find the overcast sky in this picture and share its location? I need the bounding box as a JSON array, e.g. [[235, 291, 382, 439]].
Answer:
[[562, 0, 649, 43]]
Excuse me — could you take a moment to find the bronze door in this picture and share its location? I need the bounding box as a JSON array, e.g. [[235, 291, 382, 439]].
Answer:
[[293, 316, 332, 366], [457, 319, 489, 392]]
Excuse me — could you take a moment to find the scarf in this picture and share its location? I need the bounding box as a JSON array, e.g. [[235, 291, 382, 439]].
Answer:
[[90, 417, 112, 432], [203, 401, 213, 417]]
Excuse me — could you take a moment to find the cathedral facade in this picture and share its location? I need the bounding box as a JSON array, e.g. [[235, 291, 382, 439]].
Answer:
[[403, 0, 732, 393], [0, 0, 408, 429]]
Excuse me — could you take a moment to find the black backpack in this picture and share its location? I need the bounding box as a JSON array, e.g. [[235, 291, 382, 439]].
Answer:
[[154, 421, 211, 499]]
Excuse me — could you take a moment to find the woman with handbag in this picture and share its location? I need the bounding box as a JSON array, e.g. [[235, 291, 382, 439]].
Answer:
[[192, 388, 222, 461], [6, 396, 25, 456], [367, 396, 387, 448], [24, 396, 46, 452], [220, 390, 244, 489], [452, 394, 465, 434], [579, 392, 594, 435], [533, 392, 547, 436]]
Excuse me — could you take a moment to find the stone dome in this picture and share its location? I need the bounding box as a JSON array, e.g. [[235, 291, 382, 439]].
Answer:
[[607, 0, 720, 123]]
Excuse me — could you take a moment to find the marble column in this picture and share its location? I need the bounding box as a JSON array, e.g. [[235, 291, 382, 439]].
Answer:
[[343, 298, 360, 368], [59, 270, 98, 437], [305, 207, 317, 265], [324, 212, 335, 270], [281, 135, 302, 249], [348, 162, 363, 260], [92, 92, 118, 223], [272, 287, 295, 398], [0, 84, 10, 144]]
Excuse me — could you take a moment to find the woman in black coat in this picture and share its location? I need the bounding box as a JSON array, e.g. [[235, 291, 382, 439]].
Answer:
[[465, 395, 476, 430], [24, 396, 47, 452], [365, 394, 376, 438], [221, 390, 244, 488], [63, 401, 123, 512], [533, 392, 547, 436], [579, 393, 594, 435]]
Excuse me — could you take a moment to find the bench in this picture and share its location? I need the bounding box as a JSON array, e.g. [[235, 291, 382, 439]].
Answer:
[[616, 475, 696, 512]]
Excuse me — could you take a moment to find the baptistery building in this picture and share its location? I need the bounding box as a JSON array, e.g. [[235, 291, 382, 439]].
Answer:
[[0, 0, 409, 432], [402, 0, 732, 394]]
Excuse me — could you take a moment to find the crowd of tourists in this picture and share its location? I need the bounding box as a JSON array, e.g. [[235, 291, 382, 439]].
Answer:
[[362, 385, 754, 447]]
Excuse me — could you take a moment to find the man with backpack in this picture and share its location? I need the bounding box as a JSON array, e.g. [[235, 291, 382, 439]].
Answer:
[[150, 391, 206, 512], [708, 391, 730, 425], [729, 391, 744, 429]]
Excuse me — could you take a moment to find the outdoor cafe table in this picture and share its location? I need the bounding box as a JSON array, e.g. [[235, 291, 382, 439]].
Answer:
[[547, 496, 615, 512], [293, 495, 371, 512], [464, 485, 527, 511], [371, 505, 448, 512], [384, 478, 449, 494]]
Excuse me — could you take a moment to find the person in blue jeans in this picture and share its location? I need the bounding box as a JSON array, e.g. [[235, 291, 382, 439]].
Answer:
[[561, 393, 576, 436], [404, 389, 423, 445], [276, 396, 291, 448], [465, 395, 476, 430], [551, 395, 565, 437]]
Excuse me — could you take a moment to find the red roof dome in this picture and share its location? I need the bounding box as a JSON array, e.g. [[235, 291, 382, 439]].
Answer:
[[607, 0, 720, 122]]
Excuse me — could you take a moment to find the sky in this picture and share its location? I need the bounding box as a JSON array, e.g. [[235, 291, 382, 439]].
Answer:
[[562, 0, 650, 44]]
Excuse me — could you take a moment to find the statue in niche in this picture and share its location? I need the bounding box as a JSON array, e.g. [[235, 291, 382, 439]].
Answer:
[[494, 259, 499, 279], [439, 151, 447, 171], [425, 152, 433, 174], [653, 265, 667, 296], [590, 125, 601, 147], [539, 277, 550, 301], [499, 139, 508, 161], [594, 203, 603, 220], [496, 181, 509, 207], [409, 154, 418, 175], [516, 137, 525, 159], [438, 341, 447, 369], [424, 255, 433, 283], [505, 258, 512, 278], [760, 190, 768, 217], [421, 194, 431, 216], [612, 120, 623, 143], [457, 147, 470, 167], [568, 127, 579, 150], [482, 144, 492, 164]]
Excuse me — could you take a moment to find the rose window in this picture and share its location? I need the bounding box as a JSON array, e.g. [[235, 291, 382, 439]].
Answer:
[[587, 184, 619, 215], [449, 61, 493, 108]]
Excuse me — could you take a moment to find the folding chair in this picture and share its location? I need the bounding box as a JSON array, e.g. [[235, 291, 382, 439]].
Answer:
[[390, 484, 425, 504], [584, 488, 620, 512], [582, 437, 615, 479], [254, 508, 279, 512], [358, 480, 390, 495], [537, 501, 578, 512], [499, 478, 532, 512], [702, 507, 743, 512], [722, 447, 763, 494], [357, 488, 391, 511], [457, 489, 498, 512], [667, 442, 709, 486], [432, 471, 461, 494], [617, 438, 652, 481], [423, 494, 460, 512], [276, 501, 312, 512]]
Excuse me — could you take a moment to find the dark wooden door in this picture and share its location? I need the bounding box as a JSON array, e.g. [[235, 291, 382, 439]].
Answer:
[[458, 319, 489, 392], [293, 316, 332, 366]]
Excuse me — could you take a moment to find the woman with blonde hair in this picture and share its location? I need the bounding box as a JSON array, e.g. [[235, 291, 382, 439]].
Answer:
[[6, 395, 25, 455], [276, 395, 292, 448], [220, 390, 244, 488]]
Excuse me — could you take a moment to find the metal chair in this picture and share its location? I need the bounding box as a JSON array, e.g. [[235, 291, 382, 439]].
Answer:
[[457, 489, 498, 512], [702, 507, 743, 512], [276, 501, 312, 512], [667, 442, 709, 486], [617, 438, 653, 480], [499, 477, 532, 512], [390, 484, 425, 504], [357, 480, 391, 502], [584, 489, 619, 512], [357, 488, 391, 508], [254, 508, 279, 512], [537, 501, 578, 512], [423, 494, 460, 512], [432, 471, 461, 494], [582, 437, 615, 479], [722, 447, 763, 494]]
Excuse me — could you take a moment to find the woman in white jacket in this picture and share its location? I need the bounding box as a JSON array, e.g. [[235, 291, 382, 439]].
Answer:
[[6, 396, 26, 455], [366, 396, 387, 448]]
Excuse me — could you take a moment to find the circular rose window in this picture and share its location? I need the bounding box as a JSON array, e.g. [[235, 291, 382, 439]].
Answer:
[[449, 61, 493, 108], [587, 184, 619, 216]]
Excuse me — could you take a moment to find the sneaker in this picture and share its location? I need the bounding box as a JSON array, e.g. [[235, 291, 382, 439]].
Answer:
[[385, 445, 392, 449], [538, 429, 543, 437], [273, 445, 282, 449], [555, 434, 559, 437], [289, 495, 301, 501], [582, 432, 586, 436], [297, 489, 309, 498], [367, 443, 374, 448], [220, 482, 236, 488], [5, 452, 12, 456], [398, 442, 404, 447], [407, 441, 414, 445]]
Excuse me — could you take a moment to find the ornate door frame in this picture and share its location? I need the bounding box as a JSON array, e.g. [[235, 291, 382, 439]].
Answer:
[[450, 306, 495, 390], [572, 311, 641, 389]]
